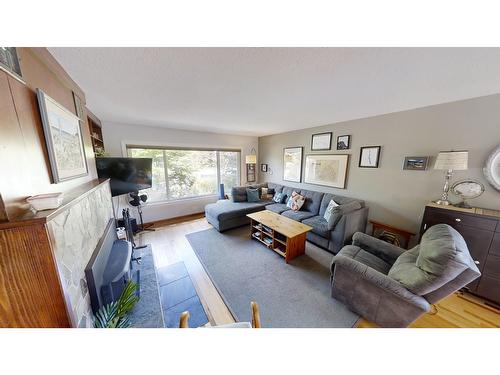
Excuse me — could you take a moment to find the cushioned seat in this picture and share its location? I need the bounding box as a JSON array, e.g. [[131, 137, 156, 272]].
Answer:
[[335, 245, 392, 275], [265, 203, 290, 214], [301, 216, 330, 238], [205, 200, 272, 231], [330, 225, 481, 327], [281, 210, 316, 222]]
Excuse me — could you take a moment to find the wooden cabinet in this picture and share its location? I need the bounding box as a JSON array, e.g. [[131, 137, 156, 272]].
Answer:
[[420, 203, 500, 304]]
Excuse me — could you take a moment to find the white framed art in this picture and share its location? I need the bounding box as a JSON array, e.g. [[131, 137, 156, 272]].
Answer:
[[37, 89, 88, 183], [304, 154, 349, 189]]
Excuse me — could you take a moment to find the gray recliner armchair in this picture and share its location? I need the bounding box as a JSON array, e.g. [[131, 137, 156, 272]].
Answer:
[[330, 224, 481, 327]]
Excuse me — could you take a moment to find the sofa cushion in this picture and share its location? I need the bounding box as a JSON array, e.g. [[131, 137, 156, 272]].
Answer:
[[299, 189, 324, 214], [231, 186, 247, 202], [206, 200, 267, 221], [302, 215, 330, 238], [246, 188, 260, 202], [281, 186, 298, 203], [281, 209, 315, 222], [337, 245, 392, 275], [266, 203, 290, 214], [388, 224, 471, 295], [267, 182, 283, 193]]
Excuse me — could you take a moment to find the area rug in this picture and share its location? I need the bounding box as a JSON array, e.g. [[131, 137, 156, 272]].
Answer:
[[186, 226, 359, 328]]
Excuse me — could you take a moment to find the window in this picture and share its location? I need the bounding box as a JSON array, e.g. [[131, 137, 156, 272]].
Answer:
[[127, 146, 240, 202], [0, 47, 22, 79]]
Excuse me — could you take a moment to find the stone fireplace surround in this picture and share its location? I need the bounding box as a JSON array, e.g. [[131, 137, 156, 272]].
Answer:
[[46, 181, 114, 327]]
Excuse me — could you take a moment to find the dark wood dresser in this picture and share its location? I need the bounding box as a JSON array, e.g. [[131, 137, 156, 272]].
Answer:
[[420, 203, 500, 305]]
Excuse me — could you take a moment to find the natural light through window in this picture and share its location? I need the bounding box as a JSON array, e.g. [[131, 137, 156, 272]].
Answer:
[[127, 146, 240, 202]]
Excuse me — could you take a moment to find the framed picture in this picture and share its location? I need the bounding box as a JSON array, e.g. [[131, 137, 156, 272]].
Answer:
[[337, 135, 351, 150], [403, 156, 429, 171], [73, 91, 84, 120], [37, 89, 88, 183], [304, 154, 349, 189], [247, 163, 256, 182], [260, 163, 268, 172], [359, 146, 381, 168], [283, 147, 303, 182], [311, 132, 332, 151]]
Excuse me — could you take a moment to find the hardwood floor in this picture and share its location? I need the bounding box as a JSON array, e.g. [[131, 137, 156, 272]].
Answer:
[[139, 217, 500, 328]]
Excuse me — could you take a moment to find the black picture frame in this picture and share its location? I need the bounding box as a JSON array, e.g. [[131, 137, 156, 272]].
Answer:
[[337, 135, 351, 150], [260, 163, 268, 172], [359, 146, 381, 168], [311, 132, 332, 151]]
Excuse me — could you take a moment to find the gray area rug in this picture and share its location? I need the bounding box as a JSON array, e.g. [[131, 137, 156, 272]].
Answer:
[[186, 226, 359, 328]]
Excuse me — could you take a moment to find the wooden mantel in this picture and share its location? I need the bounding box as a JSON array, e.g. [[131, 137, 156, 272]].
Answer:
[[0, 179, 110, 230], [0, 179, 113, 327]]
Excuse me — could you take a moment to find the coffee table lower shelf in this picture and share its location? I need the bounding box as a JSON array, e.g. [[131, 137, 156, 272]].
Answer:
[[248, 217, 310, 263]]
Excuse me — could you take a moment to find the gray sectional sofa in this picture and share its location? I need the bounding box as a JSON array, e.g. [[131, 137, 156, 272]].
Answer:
[[205, 182, 368, 254]]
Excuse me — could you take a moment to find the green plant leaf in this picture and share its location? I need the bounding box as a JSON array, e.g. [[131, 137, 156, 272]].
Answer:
[[93, 280, 139, 328]]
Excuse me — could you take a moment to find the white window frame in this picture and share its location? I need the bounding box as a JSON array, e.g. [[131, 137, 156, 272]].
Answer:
[[125, 143, 241, 203]]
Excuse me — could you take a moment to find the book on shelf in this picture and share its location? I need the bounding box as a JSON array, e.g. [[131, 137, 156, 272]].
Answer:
[[263, 237, 272, 245]]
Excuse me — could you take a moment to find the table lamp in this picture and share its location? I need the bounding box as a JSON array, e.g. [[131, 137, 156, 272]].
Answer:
[[433, 150, 468, 205]]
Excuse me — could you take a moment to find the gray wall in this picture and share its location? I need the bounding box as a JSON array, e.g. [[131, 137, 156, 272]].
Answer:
[[259, 93, 500, 235]]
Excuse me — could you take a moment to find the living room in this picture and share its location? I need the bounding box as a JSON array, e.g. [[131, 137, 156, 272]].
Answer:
[[2, 2, 500, 374]]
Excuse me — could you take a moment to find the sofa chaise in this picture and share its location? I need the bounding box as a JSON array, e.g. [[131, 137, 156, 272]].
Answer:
[[205, 182, 368, 254]]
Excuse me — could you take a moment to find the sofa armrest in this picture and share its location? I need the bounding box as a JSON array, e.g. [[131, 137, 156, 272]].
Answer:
[[332, 254, 430, 311], [352, 232, 405, 265]]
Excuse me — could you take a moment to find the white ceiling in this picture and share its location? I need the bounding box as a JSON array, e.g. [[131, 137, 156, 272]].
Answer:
[[49, 48, 500, 137]]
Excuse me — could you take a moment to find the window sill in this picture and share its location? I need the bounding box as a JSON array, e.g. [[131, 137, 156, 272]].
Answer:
[[146, 194, 219, 207]]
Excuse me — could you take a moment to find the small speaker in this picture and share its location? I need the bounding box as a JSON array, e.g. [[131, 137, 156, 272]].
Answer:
[[117, 218, 138, 233]]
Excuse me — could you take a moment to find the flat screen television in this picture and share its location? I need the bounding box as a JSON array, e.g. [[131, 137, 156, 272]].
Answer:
[[96, 157, 153, 197]]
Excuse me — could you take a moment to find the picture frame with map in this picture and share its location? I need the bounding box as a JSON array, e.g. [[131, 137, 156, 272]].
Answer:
[[304, 154, 349, 189], [37, 89, 88, 183]]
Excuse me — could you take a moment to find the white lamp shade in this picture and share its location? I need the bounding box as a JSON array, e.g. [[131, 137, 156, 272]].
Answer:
[[245, 154, 257, 164], [434, 151, 468, 170]]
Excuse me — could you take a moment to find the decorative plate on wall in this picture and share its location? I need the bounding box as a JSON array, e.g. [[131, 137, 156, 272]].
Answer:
[[484, 145, 500, 192]]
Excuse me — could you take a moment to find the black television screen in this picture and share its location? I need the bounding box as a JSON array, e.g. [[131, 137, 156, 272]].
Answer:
[[96, 157, 153, 197]]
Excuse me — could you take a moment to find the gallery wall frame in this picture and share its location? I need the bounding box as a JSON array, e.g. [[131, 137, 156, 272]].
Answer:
[[311, 132, 332, 151], [283, 146, 303, 183], [304, 154, 349, 189], [359, 146, 381, 168]]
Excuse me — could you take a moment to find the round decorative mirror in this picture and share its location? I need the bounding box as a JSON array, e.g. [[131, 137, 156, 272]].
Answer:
[[451, 179, 485, 208], [484, 145, 500, 192]]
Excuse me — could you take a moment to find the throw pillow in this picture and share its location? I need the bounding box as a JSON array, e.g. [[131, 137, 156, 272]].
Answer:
[[267, 188, 275, 195], [286, 191, 306, 211], [323, 199, 340, 228], [273, 192, 284, 203], [246, 188, 260, 202], [324, 200, 362, 230]]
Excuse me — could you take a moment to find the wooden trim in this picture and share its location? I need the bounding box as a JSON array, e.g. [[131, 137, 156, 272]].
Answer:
[[146, 212, 205, 228], [29, 48, 86, 101]]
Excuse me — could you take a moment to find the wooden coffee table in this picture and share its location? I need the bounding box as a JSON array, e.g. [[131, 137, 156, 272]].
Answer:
[[247, 210, 312, 263]]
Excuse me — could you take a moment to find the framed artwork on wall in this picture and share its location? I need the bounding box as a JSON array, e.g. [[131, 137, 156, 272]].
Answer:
[[304, 154, 349, 189], [37, 89, 88, 183], [260, 163, 268, 172], [311, 132, 332, 151], [283, 147, 303, 182], [337, 135, 351, 150], [247, 163, 256, 182], [402, 156, 429, 170], [359, 146, 381, 168]]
